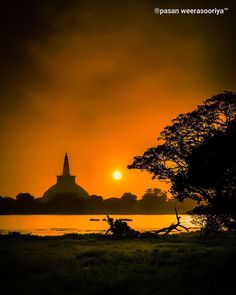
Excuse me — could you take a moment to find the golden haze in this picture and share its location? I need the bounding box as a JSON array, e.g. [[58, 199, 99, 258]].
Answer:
[[0, 1, 235, 198]]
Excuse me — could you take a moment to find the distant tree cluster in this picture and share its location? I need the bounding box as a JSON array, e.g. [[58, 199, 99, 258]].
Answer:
[[129, 91, 236, 232], [0, 188, 195, 215]]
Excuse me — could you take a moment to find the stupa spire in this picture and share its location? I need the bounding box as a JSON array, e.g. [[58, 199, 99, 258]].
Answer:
[[42, 153, 89, 202], [62, 153, 70, 176]]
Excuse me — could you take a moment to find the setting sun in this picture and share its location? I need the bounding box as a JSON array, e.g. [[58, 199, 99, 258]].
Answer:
[[112, 170, 122, 180]]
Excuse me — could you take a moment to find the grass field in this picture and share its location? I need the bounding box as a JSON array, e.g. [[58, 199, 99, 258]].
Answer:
[[1, 232, 236, 295]]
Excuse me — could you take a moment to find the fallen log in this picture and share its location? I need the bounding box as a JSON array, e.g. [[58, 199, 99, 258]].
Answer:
[[104, 209, 189, 238], [104, 215, 139, 237], [153, 208, 189, 235]]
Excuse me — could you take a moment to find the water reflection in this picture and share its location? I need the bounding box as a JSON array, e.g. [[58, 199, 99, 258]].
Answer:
[[0, 215, 196, 236]]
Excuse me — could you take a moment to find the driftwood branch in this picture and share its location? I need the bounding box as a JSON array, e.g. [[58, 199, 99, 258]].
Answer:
[[153, 208, 189, 235], [104, 209, 189, 238], [104, 215, 115, 235], [104, 215, 139, 237]]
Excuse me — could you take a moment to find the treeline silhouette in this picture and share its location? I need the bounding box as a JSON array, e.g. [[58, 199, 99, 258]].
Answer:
[[0, 188, 195, 215]]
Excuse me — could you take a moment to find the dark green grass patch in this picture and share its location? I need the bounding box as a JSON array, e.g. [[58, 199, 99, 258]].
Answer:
[[0, 233, 236, 295]]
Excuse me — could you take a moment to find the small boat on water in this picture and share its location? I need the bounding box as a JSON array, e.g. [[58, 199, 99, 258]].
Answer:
[[89, 218, 100, 221], [102, 217, 133, 222]]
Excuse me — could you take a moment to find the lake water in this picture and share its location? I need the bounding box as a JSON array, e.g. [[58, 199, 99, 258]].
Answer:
[[0, 215, 197, 236]]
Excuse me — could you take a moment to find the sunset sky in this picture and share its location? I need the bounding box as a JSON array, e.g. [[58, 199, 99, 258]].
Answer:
[[0, 0, 235, 199]]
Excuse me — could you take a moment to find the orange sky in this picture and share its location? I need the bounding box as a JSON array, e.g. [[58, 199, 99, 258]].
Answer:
[[0, 0, 235, 198]]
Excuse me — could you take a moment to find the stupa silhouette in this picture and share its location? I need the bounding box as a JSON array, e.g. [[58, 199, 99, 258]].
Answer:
[[42, 153, 89, 202]]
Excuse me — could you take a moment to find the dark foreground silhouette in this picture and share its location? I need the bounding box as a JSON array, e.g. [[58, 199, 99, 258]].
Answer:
[[104, 209, 189, 238], [0, 232, 236, 295], [129, 91, 236, 232], [105, 215, 140, 237]]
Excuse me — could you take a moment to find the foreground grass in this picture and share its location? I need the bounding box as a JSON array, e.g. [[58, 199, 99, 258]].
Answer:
[[0, 232, 236, 295]]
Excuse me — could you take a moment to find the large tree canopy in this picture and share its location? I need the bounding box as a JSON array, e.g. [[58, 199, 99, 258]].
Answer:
[[128, 91, 236, 213]]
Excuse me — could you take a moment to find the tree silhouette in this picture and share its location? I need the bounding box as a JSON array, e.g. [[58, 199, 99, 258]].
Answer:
[[128, 91, 236, 230], [15, 193, 38, 213], [186, 121, 236, 229], [139, 188, 167, 213], [120, 192, 137, 211]]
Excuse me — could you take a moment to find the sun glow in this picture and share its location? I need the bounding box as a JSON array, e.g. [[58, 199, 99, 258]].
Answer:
[[112, 170, 122, 180]]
